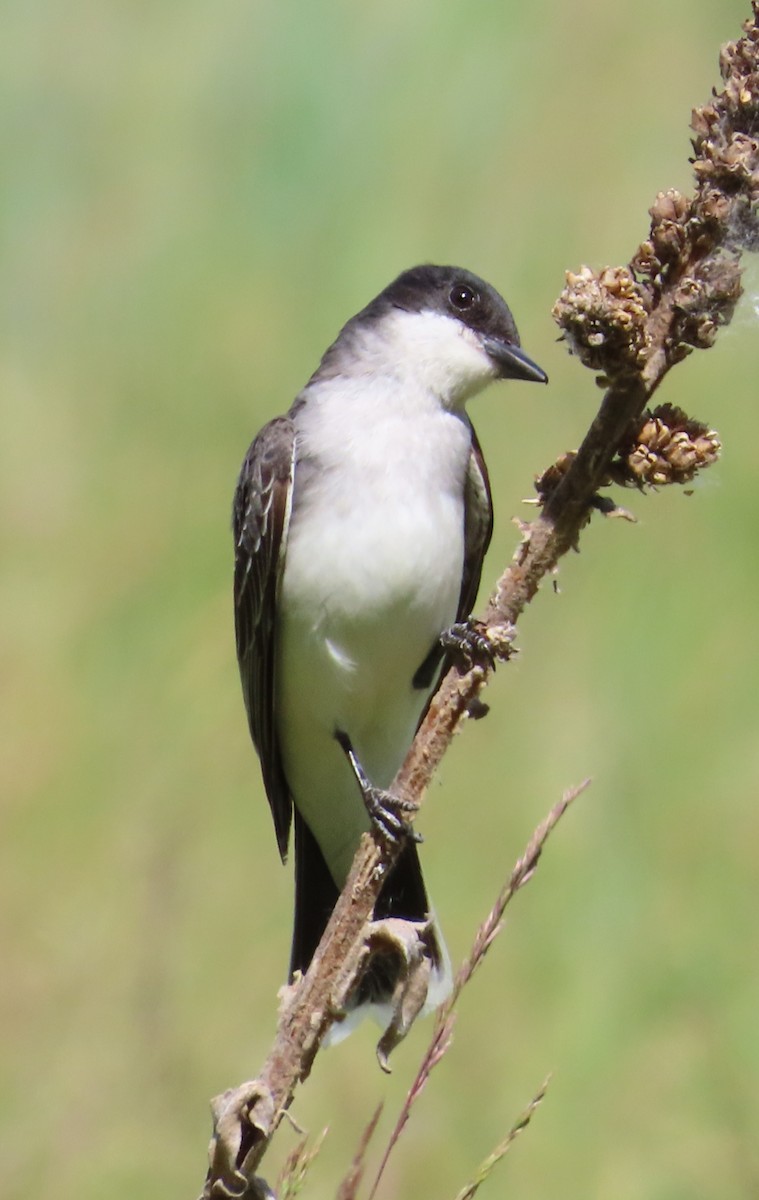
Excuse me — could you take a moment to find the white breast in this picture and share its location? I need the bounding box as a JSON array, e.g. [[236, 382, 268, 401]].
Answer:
[[284, 373, 471, 617], [275, 376, 472, 881]]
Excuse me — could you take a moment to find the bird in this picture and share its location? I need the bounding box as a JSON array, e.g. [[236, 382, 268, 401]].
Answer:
[[233, 264, 547, 1038]]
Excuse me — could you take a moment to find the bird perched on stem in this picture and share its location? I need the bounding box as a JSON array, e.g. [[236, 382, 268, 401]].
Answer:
[[233, 264, 546, 1040]]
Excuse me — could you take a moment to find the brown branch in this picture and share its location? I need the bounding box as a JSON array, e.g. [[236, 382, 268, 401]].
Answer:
[[198, 8, 759, 1196]]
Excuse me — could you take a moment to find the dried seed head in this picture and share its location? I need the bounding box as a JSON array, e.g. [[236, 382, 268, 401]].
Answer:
[[649, 189, 690, 266], [552, 265, 652, 378], [557, 7, 756, 390], [672, 253, 743, 348], [691, 5, 759, 248], [610, 403, 721, 488], [649, 190, 690, 224], [718, 6, 759, 130], [630, 239, 660, 279], [533, 451, 595, 531], [698, 189, 733, 225], [534, 452, 577, 505], [693, 129, 759, 196]]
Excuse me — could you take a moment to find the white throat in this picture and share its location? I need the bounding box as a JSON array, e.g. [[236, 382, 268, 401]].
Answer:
[[342, 308, 498, 410]]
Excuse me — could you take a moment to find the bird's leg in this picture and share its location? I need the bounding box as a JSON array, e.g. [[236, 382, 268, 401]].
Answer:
[[334, 730, 421, 844], [440, 616, 497, 671]]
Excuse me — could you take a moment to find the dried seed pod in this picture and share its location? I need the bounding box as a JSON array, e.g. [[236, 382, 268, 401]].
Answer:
[[691, 5, 759, 246], [534, 452, 577, 504], [673, 253, 743, 348], [533, 451, 597, 531], [552, 265, 652, 378], [698, 189, 733, 225], [630, 239, 661, 280], [693, 130, 759, 193], [650, 189, 690, 224], [611, 403, 721, 488], [649, 189, 690, 265]]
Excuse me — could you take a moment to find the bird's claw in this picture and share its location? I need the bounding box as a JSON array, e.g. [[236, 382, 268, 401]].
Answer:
[[335, 729, 421, 844], [440, 618, 497, 671], [362, 785, 421, 845]]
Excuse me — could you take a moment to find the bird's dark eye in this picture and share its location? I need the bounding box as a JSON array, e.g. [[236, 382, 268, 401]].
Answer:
[[449, 284, 477, 311]]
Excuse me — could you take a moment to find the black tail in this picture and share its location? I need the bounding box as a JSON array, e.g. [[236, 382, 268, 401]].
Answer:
[[289, 812, 340, 979], [290, 810, 446, 1006]]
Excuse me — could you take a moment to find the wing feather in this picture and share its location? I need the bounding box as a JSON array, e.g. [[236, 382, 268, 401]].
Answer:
[[458, 422, 493, 621], [411, 420, 493, 693], [233, 416, 296, 860]]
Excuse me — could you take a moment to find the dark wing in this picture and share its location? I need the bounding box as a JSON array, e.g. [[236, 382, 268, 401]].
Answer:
[[233, 415, 296, 861], [457, 421, 493, 622], [412, 420, 493, 691]]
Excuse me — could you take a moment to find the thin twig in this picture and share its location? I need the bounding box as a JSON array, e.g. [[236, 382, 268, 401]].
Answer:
[[335, 1104, 384, 1200], [367, 783, 587, 1200], [451, 1077, 552, 1200], [276, 1128, 328, 1200]]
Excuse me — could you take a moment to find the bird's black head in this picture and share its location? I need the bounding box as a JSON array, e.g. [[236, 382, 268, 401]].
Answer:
[[358, 264, 547, 385]]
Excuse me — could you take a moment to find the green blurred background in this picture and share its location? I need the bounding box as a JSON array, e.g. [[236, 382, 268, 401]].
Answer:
[[3, 1, 759, 1196]]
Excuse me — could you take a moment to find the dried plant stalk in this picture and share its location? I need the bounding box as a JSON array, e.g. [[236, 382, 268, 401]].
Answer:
[[335, 1104, 384, 1200], [451, 1077, 551, 1200], [275, 1128, 327, 1200], [367, 784, 586, 1200]]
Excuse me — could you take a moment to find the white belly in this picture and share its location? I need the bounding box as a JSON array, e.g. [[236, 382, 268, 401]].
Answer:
[[276, 399, 470, 884]]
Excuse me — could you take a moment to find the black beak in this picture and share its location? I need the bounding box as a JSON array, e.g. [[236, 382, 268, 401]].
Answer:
[[482, 337, 548, 384]]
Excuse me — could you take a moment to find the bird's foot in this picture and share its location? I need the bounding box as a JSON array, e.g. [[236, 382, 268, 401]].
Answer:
[[363, 783, 422, 845], [335, 731, 421, 844], [440, 617, 496, 671]]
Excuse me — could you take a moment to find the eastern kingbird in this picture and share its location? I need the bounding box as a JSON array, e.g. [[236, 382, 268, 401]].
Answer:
[[233, 264, 546, 1037]]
